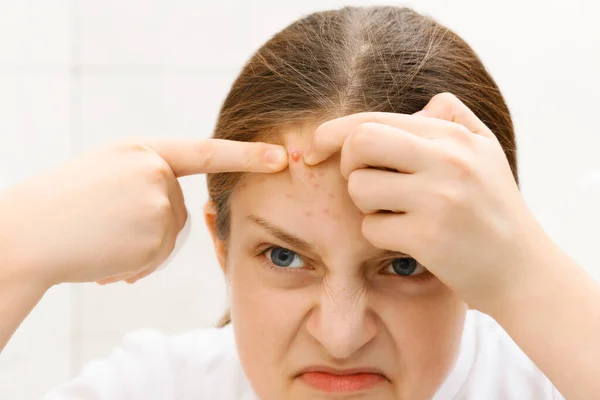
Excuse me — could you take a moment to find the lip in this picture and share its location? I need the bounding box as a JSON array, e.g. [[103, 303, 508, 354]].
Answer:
[[297, 366, 388, 393]]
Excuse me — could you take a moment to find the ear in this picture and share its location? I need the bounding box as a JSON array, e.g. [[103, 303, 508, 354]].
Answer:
[[203, 201, 227, 274]]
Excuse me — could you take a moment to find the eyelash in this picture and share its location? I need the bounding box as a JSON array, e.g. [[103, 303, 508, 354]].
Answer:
[[258, 246, 433, 282], [258, 246, 309, 274]]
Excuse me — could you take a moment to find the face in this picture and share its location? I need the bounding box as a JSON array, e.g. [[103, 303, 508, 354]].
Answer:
[[205, 130, 467, 400]]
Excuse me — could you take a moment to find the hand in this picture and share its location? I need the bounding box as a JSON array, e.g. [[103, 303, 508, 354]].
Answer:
[[304, 93, 552, 311], [1, 139, 288, 287]]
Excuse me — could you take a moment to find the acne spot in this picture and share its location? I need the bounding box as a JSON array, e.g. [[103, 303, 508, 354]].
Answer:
[[285, 193, 293, 199], [291, 150, 301, 162], [323, 208, 330, 215], [328, 192, 335, 199], [313, 183, 320, 189]]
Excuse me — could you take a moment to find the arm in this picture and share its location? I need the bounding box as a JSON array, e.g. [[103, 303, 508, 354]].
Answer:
[[490, 242, 600, 400], [304, 93, 600, 399], [0, 139, 287, 352], [0, 191, 51, 352]]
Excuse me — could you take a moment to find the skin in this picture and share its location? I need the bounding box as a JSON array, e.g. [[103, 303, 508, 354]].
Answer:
[[302, 93, 600, 399], [1, 93, 600, 399], [206, 132, 467, 399], [0, 138, 289, 350]]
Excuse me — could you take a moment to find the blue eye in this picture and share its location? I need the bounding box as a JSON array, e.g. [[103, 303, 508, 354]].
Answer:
[[267, 247, 304, 268], [386, 258, 426, 276]]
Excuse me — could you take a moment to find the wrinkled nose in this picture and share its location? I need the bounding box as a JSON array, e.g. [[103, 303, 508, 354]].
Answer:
[[306, 279, 377, 359]]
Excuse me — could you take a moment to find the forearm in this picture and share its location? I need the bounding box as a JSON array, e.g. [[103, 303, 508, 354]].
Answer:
[[0, 271, 47, 352], [490, 244, 600, 400], [0, 192, 50, 352]]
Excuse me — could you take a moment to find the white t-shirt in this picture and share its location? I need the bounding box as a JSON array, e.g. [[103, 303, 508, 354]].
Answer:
[[43, 311, 564, 400]]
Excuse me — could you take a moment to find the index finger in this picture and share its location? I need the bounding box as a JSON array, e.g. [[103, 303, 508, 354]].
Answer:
[[304, 112, 444, 166], [147, 139, 289, 177], [304, 93, 494, 166]]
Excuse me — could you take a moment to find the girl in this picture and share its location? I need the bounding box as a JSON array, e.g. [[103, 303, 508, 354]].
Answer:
[[1, 6, 599, 400]]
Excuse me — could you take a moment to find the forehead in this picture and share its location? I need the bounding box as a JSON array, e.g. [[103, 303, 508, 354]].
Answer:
[[229, 151, 367, 254]]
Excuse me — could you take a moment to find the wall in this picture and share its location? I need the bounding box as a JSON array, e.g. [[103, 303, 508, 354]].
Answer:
[[1, 0, 599, 398]]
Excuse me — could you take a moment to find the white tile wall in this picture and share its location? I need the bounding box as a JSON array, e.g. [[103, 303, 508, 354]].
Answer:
[[0, 1, 71, 66], [2, 1, 600, 399], [0, 73, 73, 398]]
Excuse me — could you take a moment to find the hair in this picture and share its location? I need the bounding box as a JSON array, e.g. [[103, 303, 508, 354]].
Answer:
[[207, 6, 516, 326]]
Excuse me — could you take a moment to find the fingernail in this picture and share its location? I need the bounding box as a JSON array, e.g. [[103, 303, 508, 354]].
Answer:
[[264, 147, 287, 167]]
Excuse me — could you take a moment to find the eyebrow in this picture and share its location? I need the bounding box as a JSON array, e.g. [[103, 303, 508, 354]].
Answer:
[[247, 215, 318, 254], [247, 214, 410, 259]]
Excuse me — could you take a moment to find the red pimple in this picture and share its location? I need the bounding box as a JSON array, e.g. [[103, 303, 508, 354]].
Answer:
[[291, 151, 301, 162]]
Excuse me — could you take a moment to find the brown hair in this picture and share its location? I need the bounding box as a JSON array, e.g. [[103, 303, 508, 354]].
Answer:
[[207, 6, 516, 326]]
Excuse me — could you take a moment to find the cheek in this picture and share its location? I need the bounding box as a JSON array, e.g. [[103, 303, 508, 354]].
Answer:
[[376, 284, 467, 393], [228, 258, 314, 390]]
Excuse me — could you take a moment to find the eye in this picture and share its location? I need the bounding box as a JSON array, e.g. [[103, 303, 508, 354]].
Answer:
[[384, 257, 427, 277], [266, 247, 305, 268]]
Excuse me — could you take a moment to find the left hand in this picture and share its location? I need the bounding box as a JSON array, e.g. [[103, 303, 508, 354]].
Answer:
[[303, 93, 555, 312]]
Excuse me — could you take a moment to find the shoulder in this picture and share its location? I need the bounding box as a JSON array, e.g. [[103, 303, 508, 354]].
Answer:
[[44, 325, 256, 400], [455, 310, 564, 400]]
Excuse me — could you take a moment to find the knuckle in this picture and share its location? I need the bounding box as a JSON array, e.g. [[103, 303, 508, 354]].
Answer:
[[311, 130, 329, 151], [193, 140, 214, 169], [241, 143, 262, 170], [448, 124, 474, 144], [350, 123, 377, 149], [435, 184, 465, 207], [145, 158, 172, 184], [432, 92, 459, 104], [150, 196, 173, 221], [426, 92, 460, 119], [112, 140, 152, 158], [441, 147, 475, 177]]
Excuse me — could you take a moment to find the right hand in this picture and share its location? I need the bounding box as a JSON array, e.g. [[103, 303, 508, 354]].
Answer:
[[0, 139, 288, 287]]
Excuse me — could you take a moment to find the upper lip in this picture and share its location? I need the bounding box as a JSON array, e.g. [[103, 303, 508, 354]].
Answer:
[[297, 366, 388, 378]]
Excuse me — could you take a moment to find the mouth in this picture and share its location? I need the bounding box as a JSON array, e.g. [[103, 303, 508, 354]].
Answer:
[[297, 366, 388, 393]]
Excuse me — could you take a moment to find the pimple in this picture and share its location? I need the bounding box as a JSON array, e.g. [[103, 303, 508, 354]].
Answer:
[[328, 192, 335, 199], [285, 193, 293, 199], [323, 208, 330, 215], [290, 150, 302, 162], [312, 183, 320, 189]]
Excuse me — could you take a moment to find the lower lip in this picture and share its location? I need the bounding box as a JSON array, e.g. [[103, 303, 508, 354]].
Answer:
[[300, 371, 385, 392]]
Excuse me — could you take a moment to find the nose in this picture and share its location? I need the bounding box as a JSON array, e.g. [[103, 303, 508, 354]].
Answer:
[[306, 277, 377, 359]]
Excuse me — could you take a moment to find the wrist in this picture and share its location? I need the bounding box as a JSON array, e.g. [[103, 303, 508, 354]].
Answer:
[[483, 235, 576, 323], [0, 192, 54, 291]]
